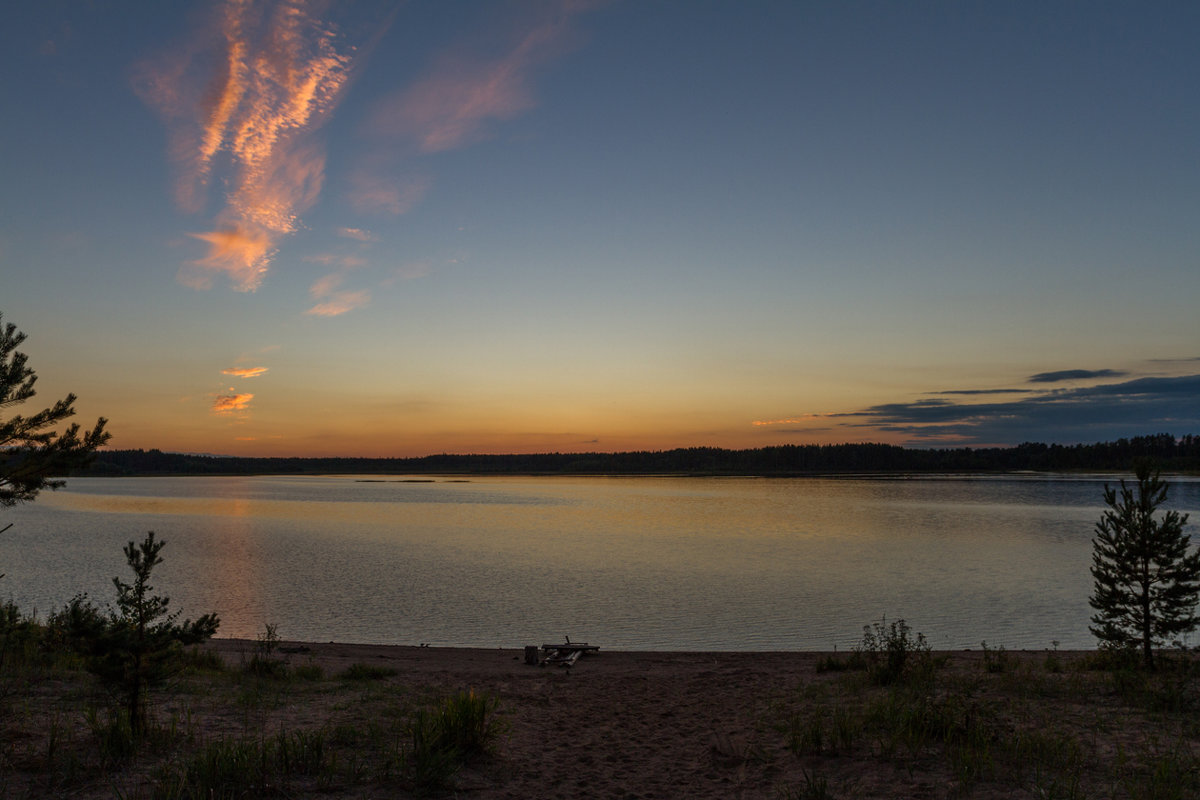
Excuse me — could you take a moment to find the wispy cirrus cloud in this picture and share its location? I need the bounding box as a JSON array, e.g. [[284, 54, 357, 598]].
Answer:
[[304, 253, 367, 269], [305, 290, 371, 317], [212, 393, 254, 414], [350, 2, 594, 216], [304, 255, 372, 316], [135, 0, 369, 291], [221, 367, 269, 379], [305, 265, 370, 316], [366, 15, 569, 154], [308, 271, 345, 297], [180, 227, 276, 290], [337, 227, 378, 242]]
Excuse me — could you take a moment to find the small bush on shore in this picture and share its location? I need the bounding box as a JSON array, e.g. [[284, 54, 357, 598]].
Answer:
[[981, 641, 1014, 674], [855, 617, 934, 687], [245, 622, 289, 678]]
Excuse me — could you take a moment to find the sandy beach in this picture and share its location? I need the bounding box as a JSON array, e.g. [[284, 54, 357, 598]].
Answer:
[[210, 637, 827, 799], [192, 638, 1161, 800], [7, 636, 1196, 798]]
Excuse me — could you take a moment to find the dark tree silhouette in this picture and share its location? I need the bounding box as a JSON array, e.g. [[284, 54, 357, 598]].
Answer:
[[58, 532, 219, 733], [1089, 465, 1200, 669], [1, 312, 109, 510]]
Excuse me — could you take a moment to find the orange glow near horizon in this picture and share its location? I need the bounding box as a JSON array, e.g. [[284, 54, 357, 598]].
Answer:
[[95, 407, 910, 459]]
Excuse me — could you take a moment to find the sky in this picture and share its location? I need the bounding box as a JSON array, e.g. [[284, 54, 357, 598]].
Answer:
[[2, 0, 1198, 457]]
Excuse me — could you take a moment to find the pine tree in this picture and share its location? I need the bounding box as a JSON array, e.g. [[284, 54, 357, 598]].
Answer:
[[1089, 464, 1200, 669], [1, 311, 109, 510], [59, 533, 220, 733]]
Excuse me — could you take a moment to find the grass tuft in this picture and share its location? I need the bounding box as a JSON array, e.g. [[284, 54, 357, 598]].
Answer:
[[338, 662, 398, 681]]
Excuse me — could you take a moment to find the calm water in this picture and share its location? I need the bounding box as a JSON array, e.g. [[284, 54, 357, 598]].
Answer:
[[3, 474, 1199, 651]]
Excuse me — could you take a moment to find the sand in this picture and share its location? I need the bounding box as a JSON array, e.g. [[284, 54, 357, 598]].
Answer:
[[213, 637, 817, 798], [8, 637, 1182, 798], [201, 638, 1065, 799]]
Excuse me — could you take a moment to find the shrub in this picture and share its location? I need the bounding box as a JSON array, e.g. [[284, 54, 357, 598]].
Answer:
[[814, 653, 854, 673], [856, 618, 933, 687], [981, 641, 1014, 674], [245, 623, 288, 678]]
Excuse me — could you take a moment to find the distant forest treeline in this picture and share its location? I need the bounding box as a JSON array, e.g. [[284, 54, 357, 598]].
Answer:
[[75, 434, 1200, 477]]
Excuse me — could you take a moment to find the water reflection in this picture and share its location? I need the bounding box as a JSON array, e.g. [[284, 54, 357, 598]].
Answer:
[[4, 475, 1197, 650]]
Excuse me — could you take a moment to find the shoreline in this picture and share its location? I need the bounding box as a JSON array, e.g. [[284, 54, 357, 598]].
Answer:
[[201, 633, 1084, 681], [208, 636, 1084, 661]]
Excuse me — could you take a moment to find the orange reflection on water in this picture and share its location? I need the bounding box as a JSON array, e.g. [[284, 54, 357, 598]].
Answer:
[[45, 490, 269, 640], [204, 495, 265, 640]]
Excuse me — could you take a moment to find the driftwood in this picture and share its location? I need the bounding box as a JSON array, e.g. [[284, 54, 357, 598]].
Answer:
[[537, 641, 599, 667]]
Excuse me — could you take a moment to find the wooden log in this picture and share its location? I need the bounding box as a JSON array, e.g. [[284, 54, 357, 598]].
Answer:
[[540, 643, 599, 652]]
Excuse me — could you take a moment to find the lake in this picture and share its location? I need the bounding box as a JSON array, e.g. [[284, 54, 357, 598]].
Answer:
[[3, 474, 1199, 651]]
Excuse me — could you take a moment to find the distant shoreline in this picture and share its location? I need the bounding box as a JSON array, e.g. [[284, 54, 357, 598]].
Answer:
[[71, 435, 1200, 478]]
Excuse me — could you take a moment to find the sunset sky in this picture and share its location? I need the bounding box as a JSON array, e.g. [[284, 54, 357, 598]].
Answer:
[[3, 1, 1198, 457]]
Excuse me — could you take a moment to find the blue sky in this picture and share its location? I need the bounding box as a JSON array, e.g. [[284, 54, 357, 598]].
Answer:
[[2, 1, 1198, 456]]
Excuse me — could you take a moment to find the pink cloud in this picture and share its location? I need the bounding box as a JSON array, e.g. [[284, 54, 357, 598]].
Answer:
[[180, 226, 274, 291], [213, 393, 254, 413], [135, 0, 365, 290], [304, 253, 367, 268], [366, 8, 581, 153], [305, 289, 371, 317], [221, 367, 269, 378], [309, 272, 345, 298], [337, 227, 378, 242]]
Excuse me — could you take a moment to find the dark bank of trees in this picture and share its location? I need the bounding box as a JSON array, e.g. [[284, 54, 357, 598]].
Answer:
[[78, 433, 1200, 477]]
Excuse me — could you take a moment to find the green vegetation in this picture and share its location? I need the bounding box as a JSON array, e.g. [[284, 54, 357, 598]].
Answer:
[[406, 690, 504, 793], [0, 618, 506, 798], [774, 627, 1200, 800], [854, 617, 936, 687], [1089, 465, 1200, 669]]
